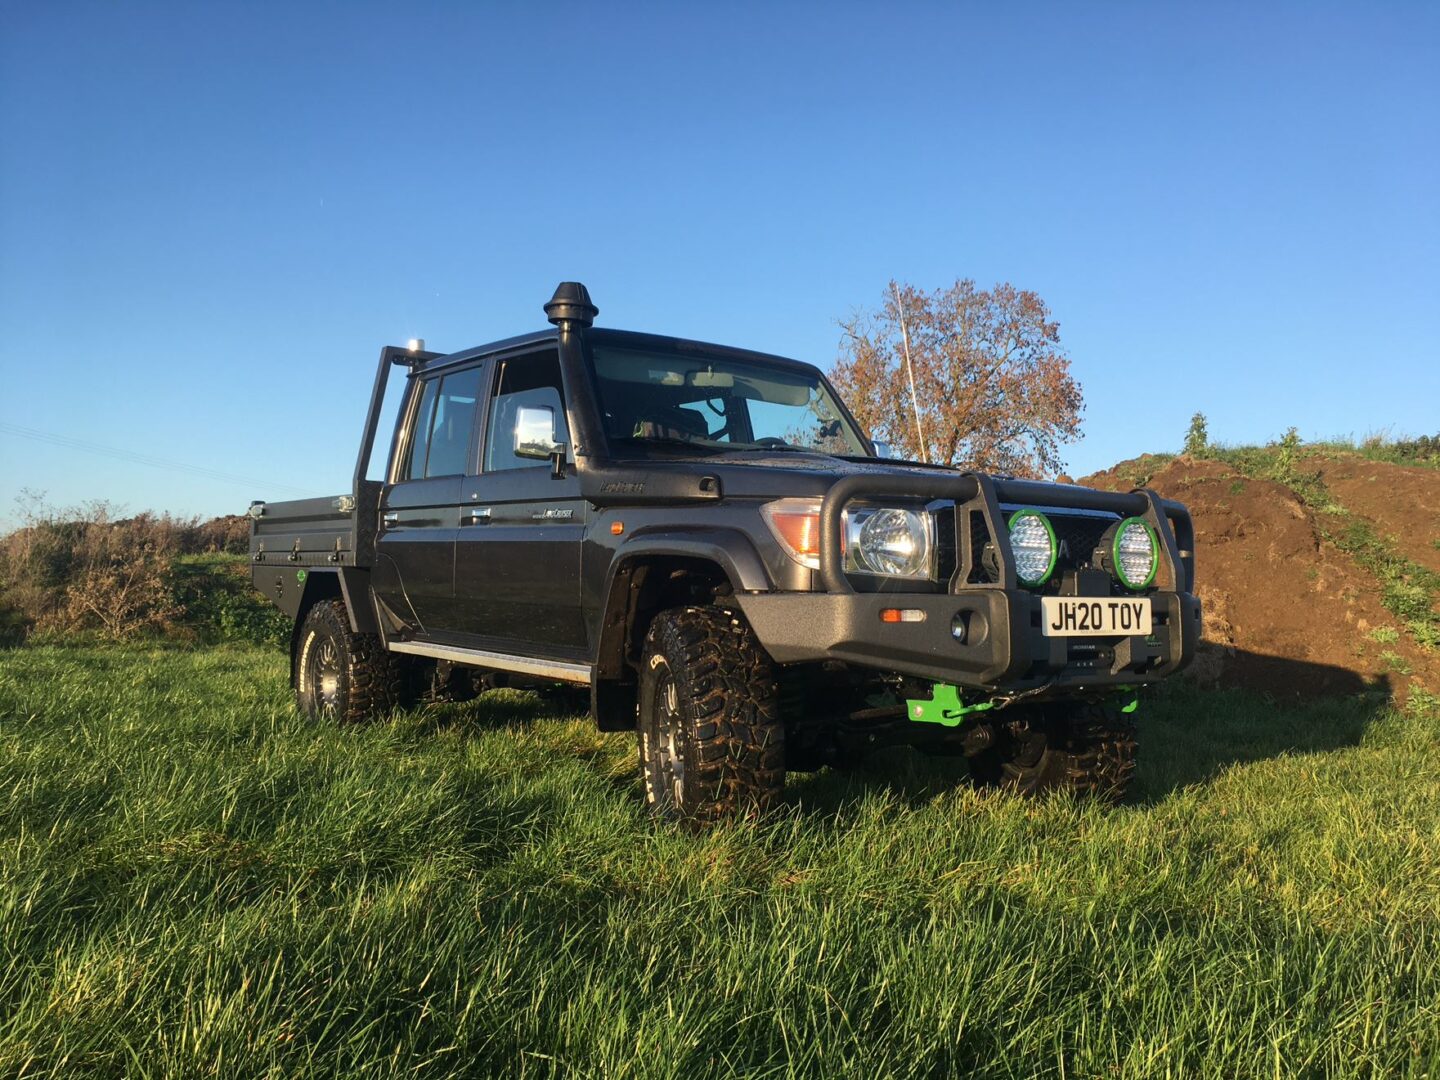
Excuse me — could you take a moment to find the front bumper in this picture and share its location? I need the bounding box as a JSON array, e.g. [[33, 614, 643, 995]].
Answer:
[[735, 586, 1201, 690], [739, 469, 1201, 691]]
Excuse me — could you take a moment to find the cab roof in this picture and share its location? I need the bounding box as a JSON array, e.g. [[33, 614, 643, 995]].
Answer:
[[420, 327, 824, 380]]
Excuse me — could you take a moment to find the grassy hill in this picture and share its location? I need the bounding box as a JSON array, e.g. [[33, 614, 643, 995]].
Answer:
[[3, 644, 1439, 1077]]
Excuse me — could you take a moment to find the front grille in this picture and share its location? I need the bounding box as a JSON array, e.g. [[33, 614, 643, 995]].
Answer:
[[945, 505, 1121, 589], [1049, 513, 1112, 574]]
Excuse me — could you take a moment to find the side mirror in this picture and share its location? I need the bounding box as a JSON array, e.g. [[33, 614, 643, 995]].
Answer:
[[514, 405, 565, 461], [872, 441, 892, 459]]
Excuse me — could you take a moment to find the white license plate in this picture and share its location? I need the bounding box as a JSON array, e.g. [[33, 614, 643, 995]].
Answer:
[[1040, 596, 1152, 637]]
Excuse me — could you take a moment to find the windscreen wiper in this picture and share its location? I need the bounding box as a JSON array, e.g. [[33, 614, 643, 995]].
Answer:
[[730, 443, 832, 455], [614, 436, 725, 457]]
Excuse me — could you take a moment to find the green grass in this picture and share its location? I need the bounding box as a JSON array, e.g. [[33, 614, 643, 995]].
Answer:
[[4, 645, 1440, 1078], [1306, 435, 1440, 470], [1379, 651, 1413, 676], [1209, 432, 1440, 472]]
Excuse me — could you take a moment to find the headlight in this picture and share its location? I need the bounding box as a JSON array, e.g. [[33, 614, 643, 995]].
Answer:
[[1111, 517, 1158, 590], [761, 499, 934, 580], [1008, 509, 1056, 586], [845, 507, 933, 579]]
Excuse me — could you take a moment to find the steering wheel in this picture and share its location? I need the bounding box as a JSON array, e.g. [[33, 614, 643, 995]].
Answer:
[[753, 437, 790, 448]]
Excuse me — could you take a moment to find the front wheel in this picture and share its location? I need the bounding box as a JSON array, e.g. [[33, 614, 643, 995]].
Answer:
[[637, 607, 784, 824], [294, 599, 406, 724], [967, 701, 1137, 802]]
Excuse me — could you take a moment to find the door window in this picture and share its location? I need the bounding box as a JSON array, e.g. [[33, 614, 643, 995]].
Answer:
[[400, 366, 483, 480], [401, 378, 440, 481], [484, 352, 570, 472]]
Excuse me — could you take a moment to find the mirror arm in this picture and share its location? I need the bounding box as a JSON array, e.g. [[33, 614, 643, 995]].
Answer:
[[550, 448, 567, 480]]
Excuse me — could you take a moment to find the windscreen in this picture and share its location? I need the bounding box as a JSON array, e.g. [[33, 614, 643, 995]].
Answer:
[[589, 346, 867, 456]]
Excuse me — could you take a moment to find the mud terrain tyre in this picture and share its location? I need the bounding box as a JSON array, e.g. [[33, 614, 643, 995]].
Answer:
[[968, 701, 1136, 802], [637, 607, 784, 824], [294, 599, 407, 724]]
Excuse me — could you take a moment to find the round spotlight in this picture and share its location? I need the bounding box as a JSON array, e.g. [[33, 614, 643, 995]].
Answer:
[[1008, 510, 1057, 586], [1112, 518, 1158, 590]]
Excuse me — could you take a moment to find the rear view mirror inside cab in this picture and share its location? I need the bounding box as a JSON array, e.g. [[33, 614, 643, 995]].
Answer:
[[732, 373, 811, 407], [687, 369, 735, 389]]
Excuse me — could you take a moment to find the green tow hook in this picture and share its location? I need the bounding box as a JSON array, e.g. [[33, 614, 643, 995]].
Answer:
[[905, 684, 1140, 727], [905, 683, 996, 728]]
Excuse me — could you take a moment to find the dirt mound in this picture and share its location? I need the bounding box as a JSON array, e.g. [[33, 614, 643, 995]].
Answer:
[[1081, 455, 1438, 701], [1301, 456, 1440, 576]]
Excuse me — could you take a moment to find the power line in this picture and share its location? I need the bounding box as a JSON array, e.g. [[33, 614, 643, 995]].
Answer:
[[0, 422, 316, 497]]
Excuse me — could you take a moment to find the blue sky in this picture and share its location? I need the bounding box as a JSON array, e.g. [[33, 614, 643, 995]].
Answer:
[[2, 2, 1436, 525]]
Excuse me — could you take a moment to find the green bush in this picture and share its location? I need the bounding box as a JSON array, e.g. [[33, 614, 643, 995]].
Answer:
[[1182, 412, 1209, 456], [1274, 425, 1301, 478], [1386, 432, 1440, 466], [168, 554, 289, 648], [0, 599, 30, 648]]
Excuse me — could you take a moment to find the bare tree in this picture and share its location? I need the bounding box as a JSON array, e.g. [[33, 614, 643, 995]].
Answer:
[[832, 279, 1084, 477]]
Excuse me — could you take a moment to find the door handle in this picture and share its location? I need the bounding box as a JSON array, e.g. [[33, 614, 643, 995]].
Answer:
[[464, 507, 492, 525], [382, 511, 399, 528]]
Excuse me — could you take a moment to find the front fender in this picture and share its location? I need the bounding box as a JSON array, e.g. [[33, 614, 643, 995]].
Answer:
[[589, 527, 772, 699], [614, 526, 771, 593]]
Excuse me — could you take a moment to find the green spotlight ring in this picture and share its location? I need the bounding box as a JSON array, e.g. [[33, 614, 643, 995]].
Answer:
[[1007, 509, 1058, 587], [1112, 517, 1159, 590]]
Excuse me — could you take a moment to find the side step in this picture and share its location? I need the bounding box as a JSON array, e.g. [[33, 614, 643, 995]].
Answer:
[[387, 640, 591, 685]]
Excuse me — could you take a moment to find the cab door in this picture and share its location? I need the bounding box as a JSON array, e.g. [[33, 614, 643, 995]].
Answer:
[[448, 349, 588, 654], [370, 364, 483, 633]]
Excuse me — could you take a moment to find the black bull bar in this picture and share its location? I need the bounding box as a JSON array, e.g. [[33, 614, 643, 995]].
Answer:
[[816, 472, 1195, 596], [733, 471, 1200, 688]]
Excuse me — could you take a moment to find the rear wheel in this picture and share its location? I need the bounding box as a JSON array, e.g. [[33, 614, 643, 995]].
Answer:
[[968, 701, 1136, 801], [294, 599, 407, 724], [637, 607, 784, 824]]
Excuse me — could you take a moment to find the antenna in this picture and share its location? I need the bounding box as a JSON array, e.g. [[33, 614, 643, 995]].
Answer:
[[891, 281, 928, 463]]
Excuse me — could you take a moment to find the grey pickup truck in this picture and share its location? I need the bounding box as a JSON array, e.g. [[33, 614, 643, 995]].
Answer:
[[250, 283, 1200, 822]]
